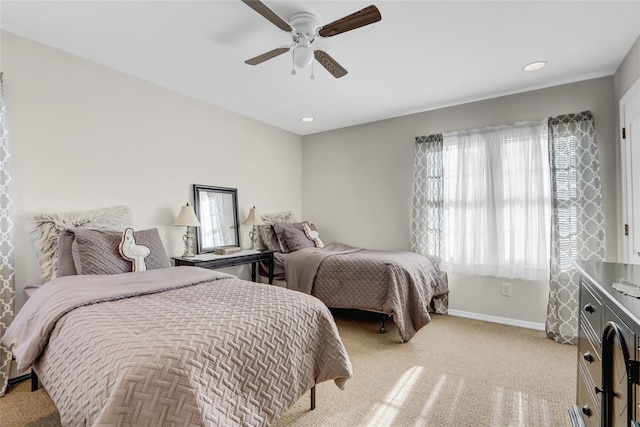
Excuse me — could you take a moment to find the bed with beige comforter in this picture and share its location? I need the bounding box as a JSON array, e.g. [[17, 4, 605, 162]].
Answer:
[[3, 266, 352, 427]]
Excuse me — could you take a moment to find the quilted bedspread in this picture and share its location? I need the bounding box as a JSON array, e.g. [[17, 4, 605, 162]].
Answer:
[[2, 267, 352, 426], [284, 243, 449, 342]]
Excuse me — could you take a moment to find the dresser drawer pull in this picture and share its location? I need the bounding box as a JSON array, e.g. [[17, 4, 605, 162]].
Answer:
[[583, 303, 595, 313], [583, 352, 594, 363], [582, 405, 592, 417]]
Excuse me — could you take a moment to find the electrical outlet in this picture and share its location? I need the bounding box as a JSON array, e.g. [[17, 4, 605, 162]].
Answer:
[[501, 283, 512, 297]]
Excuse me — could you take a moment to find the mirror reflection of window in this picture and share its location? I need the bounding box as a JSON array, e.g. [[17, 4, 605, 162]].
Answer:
[[200, 192, 234, 248]]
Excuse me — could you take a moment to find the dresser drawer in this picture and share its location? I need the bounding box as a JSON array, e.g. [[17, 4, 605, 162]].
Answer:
[[577, 362, 601, 427], [578, 319, 602, 388], [580, 280, 602, 341]]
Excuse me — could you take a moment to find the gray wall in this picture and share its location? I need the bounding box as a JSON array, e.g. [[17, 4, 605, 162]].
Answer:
[[614, 36, 640, 100], [302, 77, 617, 326]]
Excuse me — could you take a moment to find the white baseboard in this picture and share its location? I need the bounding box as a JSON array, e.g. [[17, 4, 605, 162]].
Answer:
[[447, 309, 545, 331]]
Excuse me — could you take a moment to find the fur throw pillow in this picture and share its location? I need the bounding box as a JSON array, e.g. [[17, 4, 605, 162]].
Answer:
[[29, 205, 132, 282]]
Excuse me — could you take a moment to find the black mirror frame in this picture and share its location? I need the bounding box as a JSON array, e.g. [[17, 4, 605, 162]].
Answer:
[[192, 184, 240, 254]]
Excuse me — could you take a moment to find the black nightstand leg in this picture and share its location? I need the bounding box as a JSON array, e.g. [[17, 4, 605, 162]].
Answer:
[[31, 369, 39, 392], [310, 385, 316, 410], [268, 252, 274, 285], [251, 262, 257, 282]]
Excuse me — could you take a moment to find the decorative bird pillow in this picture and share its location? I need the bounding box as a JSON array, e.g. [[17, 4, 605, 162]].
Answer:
[[303, 223, 324, 248], [118, 228, 151, 272]]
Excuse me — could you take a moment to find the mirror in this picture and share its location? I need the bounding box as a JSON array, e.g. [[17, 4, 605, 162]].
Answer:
[[193, 184, 240, 253]]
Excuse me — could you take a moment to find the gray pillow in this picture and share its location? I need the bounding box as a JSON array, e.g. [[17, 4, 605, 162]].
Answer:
[[272, 222, 304, 253], [282, 226, 316, 252], [257, 211, 296, 250], [56, 230, 78, 277], [273, 222, 320, 252], [71, 228, 170, 275]]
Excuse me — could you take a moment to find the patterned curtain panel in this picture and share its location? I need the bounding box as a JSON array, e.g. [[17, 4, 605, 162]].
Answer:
[[546, 110, 605, 344], [0, 73, 15, 396], [411, 134, 444, 268], [411, 134, 448, 314]]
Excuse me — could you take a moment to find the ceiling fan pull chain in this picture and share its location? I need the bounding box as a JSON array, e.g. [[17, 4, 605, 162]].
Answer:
[[310, 61, 315, 80]]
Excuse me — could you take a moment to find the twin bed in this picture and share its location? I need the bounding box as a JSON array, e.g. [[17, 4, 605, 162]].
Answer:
[[2, 206, 448, 426], [256, 212, 449, 343], [7, 267, 351, 426]]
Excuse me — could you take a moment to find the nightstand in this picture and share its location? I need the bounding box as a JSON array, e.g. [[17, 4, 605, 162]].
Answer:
[[172, 250, 274, 284]]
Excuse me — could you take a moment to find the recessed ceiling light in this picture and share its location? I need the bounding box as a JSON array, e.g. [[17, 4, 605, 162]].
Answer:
[[522, 61, 547, 72], [301, 117, 314, 122]]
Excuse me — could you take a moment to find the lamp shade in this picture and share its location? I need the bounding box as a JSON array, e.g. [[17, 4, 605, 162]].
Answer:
[[243, 206, 264, 226], [173, 204, 201, 227]]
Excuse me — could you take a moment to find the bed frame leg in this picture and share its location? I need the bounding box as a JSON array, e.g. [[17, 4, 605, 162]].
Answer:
[[31, 369, 39, 392], [379, 314, 386, 334], [310, 386, 316, 410]]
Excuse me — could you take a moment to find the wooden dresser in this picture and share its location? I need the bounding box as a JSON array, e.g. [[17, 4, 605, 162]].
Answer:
[[571, 261, 640, 427]]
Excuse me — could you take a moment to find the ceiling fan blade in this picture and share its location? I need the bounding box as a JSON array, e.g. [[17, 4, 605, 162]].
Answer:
[[241, 0, 292, 32], [245, 47, 290, 65], [318, 5, 381, 38], [314, 50, 348, 79]]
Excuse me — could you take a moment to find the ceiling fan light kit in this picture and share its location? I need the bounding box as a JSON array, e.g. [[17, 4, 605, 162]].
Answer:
[[241, 0, 381, 79], [293, 45, 314, 69]]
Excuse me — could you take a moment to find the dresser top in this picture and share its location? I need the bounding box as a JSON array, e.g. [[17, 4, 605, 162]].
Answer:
[[574, 261, 640, 327]]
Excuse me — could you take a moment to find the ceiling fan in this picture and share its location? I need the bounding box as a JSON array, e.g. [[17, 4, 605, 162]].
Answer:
[[241, 0, 382, 79]]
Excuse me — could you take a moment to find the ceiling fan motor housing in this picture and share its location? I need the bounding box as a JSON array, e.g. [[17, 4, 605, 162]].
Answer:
[[289, 12, 320, 39]]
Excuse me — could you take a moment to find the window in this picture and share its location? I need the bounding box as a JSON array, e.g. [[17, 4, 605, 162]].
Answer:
[[439, 120, 551, 280]]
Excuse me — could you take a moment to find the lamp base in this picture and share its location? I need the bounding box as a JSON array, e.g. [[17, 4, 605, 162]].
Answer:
[[183, 228, 196, 257], [249, 226, 259, 250]]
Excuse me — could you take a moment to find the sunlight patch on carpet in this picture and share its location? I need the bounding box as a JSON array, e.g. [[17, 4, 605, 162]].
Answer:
[[491, 386, 555, 426], [414, 374, 448, 426], [365, 366, 424, 427]]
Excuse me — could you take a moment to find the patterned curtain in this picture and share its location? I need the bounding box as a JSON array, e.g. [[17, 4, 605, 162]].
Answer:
[[546, 110, 605, 344], [411, 134, 448, 314], [0, 73, 15, 396], [411, 134, 444, 268]]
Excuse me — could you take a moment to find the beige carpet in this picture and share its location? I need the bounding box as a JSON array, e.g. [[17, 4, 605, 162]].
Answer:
[[0, 311, 576, 427]]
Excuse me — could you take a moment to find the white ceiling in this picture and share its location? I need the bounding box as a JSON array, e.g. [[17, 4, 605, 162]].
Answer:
[[2, 1, 639, 136]]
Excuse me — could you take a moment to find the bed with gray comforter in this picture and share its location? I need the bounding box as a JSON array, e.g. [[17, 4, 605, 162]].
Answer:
[[272, 242, 449, 343], [2, 266, 352, 427]]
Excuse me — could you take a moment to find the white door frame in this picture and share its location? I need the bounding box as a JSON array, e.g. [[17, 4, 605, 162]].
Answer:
[[620, 77, 640, 264]]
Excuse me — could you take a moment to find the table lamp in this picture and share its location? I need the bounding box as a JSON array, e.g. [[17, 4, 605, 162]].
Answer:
[[243, 206, 264, 250], [173, 203, 201, 257]]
